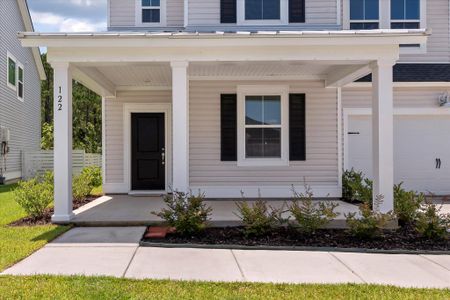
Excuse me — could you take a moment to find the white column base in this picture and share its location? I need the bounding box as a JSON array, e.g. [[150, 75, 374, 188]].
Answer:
[[51, 213, 75, 223]]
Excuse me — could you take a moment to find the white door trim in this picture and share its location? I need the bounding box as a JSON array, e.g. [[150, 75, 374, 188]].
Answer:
[[123, 103, 172, 193], [343, 107, 450, 171]]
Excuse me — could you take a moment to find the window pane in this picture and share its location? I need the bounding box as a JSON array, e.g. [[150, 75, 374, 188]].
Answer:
[[245, 0, 262, 20], [18, 67, 23, 82], [350, 0, 364, 20], [263, 0, 280, 20], [406, 0, 420, 19], [142, 9, 160, 22], [245, 128, 281, 158], [8, 58, 16, 86], [391, 22, 419, 29], [142, 0, 159, 6], [246, 96, 263, 125], [365, 0, 379, 20], [391, 0, 405, 19], [263, 96, 281, 125], [350, 22, 379, 29], [18, 82, 23, 99]]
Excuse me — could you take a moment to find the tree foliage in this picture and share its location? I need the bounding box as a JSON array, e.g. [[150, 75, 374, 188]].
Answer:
[[40, 53, 102, 153]]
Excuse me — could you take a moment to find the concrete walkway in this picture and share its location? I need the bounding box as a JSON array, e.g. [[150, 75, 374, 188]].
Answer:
[[2, 227, 450, 289]]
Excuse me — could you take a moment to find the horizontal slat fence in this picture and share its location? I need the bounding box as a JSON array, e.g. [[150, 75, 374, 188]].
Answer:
[[22, 150, 102, 180]]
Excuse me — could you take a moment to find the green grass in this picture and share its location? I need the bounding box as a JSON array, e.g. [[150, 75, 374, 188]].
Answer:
[[0, 184, 70, 271], [0, 276, 448, 300]]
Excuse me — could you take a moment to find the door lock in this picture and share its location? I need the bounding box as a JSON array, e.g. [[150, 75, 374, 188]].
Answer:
[[161, 149, 165, 165]]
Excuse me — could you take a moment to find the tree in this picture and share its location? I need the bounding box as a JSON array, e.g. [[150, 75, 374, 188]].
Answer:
[[40, 53, 102, 153]]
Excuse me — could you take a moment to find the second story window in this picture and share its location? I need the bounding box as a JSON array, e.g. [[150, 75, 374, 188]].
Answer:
[[245, 0, 280, 20], [349, 0, 379, 29], [391, 0, 420, 29], [142, 0, 160, 23]]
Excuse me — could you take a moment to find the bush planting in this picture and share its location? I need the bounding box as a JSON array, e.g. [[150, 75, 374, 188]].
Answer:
[[342, 169, 373, 205], [415, 203, 450, 240], [393, 183, 424, 226]]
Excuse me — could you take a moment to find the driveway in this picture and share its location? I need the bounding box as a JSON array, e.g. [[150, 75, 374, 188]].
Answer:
[[2, 227, 450, 288]]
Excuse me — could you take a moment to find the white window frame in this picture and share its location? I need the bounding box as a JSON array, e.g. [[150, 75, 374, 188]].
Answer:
[[6, 52, 17, 91], [237, 85, 289, 167], [237, 0, 288, 25], [135, 0, 166, 27], [17, 62, 24, 102], [344, 0, 381, 30]]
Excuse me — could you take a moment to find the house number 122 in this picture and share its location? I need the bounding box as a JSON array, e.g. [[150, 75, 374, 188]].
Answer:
[[58, 86, 63, 111]]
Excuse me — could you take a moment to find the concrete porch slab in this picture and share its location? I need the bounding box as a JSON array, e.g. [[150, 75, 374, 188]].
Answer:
[[124, 247, 244, 282], [333, 252, 450, 288], [232, 250, 363, 284]]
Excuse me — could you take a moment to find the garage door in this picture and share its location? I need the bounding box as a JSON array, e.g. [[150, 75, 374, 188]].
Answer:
[[347, 115, 450, 195]]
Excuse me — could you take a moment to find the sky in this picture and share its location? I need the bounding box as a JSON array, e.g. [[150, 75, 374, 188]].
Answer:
[[28, 0, 107, 32]]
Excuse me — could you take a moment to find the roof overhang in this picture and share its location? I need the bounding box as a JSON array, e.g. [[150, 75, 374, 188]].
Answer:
[[16, 0, 46, 80]]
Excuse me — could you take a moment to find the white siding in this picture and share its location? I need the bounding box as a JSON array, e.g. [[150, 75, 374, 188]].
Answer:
[[109, 0, 135, 27], [0, 0, 41, 180], [167, 0, 185, 26], [189, 80, 339, 187], [104, 90, 171, 184]]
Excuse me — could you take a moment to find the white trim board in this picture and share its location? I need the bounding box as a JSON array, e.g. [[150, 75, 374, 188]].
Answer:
[[342, 107, 450, 171], [123, 103, 172, 193]]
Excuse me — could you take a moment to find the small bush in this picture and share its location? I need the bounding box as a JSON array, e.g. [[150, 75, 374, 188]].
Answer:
[[81, 166, 102, 187], [345, 195, 394, 239], [289, 185, 339, 234], [72, 170, 94, 201], [342, 169, 373, 205], [13, 172, 54, 218], [235, 192, 285, 237], [394, 183, 424, 226], [415, 203, 450, 240], [152, 191, 212, 236]]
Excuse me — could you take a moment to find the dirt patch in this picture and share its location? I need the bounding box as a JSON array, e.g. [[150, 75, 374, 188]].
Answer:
[[143, 226, 449, 252], [9, 196, 98, 226]]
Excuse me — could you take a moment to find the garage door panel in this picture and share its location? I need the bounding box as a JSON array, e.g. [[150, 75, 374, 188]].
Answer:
[[348, 115, 450, 195]]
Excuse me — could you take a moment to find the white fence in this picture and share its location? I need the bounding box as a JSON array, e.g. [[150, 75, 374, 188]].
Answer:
[[22, 150, 102, 180]]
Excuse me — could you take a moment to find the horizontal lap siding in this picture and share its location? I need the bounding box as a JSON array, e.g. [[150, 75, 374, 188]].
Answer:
[[189, 80, 339, 187], [109, 0, 135, 27], [167, 0, 184, 26], [0, 0, 41, 179], [104, 90, 171, 184]]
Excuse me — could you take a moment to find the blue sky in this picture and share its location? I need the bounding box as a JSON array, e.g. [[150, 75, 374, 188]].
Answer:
[[28, 0, 107, 32]]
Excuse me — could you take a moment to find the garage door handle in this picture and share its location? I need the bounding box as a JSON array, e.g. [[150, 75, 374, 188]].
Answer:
[[436, 158, 442, 169], [348, 132, 360, 135]]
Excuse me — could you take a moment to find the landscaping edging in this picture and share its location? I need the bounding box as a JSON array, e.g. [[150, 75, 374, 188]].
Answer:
[[139, 240, 450, 255]]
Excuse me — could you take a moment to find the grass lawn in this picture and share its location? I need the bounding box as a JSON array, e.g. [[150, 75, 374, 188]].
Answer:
[[0, 184, 70, 271], [0, 276, 449, 300]]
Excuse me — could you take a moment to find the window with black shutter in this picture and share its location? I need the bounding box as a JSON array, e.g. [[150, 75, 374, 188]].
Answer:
[[289, 94, 306, 161], [221, 0, 237, 23], [289, 0, 305, 23], [221, 94, 237, 161]]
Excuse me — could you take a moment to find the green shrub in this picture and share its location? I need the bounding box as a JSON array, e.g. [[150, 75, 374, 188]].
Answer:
[[13, 172, 54, 218], [289, 185, 339, 234], [152, 191, 212, 236], [235, 192, 285, 237], [342, 169, 373, 205], [345, 195, 394, 239], [81, 166, 102, 187], [415, 203, 450, 240], [72, 171, 94, 201], [394, 183, 424, 226]]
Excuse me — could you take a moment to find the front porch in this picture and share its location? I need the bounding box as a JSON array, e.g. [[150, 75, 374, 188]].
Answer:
[[72, 194, 359, 227]]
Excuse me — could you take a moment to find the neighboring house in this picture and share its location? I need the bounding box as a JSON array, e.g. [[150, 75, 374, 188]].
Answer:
[[18, 0, 447, 223], [0, 0, 46, 182]]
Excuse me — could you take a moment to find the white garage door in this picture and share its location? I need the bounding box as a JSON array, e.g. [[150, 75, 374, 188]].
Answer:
[[347, 115, 450, 195]]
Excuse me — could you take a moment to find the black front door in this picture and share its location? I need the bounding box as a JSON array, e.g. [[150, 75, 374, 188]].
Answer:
[[131, 113, 165, 190]]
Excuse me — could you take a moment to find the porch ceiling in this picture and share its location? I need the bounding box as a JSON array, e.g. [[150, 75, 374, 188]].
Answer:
[[76, 61, 370, 90]]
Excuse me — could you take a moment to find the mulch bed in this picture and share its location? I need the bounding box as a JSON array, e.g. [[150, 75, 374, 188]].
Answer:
[[8, 196, 98, 226], [143, 226, 450, 252]]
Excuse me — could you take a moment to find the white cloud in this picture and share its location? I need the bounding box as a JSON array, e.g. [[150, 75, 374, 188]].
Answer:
[[68, 0, 105, 7], [31, 11, 106, 32]]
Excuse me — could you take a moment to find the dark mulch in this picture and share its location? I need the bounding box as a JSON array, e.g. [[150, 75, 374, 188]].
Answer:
[[143, 226, 449, 252], [9, 196, 98, 226]]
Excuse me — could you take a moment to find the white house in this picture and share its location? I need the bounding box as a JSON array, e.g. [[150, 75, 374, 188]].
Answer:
[[0, 0, 46, 183], [18, 0, 450, 223]]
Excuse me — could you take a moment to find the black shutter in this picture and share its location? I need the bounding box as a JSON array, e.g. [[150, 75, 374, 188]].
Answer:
[[221, 0, 237, 23], [221, 94, 237, 161], [289, 0, 305, 23], [289, 94, 306, 161]]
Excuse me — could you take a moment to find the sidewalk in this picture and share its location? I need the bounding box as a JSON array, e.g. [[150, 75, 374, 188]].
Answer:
[[2, 227, 450, 289]]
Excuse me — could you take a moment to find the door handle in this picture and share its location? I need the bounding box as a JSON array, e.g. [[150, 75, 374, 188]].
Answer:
[[161, 150, 165, 165], [436, 158, 442, 169]]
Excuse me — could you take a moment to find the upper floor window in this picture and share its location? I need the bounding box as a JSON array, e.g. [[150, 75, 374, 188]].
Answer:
[[245, 0, 280, 20], [391, 0, 420, 29], [349, 0, 379, 29], [142, 0, 160, 23], [6, 52, 24, 101]]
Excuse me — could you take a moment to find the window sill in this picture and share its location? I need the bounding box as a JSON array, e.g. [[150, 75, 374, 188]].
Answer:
[[237, 158, 289, 167]]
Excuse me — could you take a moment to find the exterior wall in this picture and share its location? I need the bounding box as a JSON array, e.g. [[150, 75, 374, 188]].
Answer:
[[0, 0, 41, 180], [189, 80, 339, 188], [104, 90, 171, 186], [167, 0, 184, 27]]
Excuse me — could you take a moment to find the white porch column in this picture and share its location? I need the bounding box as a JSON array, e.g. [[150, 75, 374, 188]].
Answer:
[[51, 62, 74, 223], [371, 60, 395, 213], [171, 61, 189, 193]]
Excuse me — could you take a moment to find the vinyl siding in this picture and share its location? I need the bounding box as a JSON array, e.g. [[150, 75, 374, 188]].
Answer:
[[104, 90, 171, 184], [189, 80, 339, 187], [109, 0, 135, 27], [0, 0, 41, 180], [167, 0, 184, 26]]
